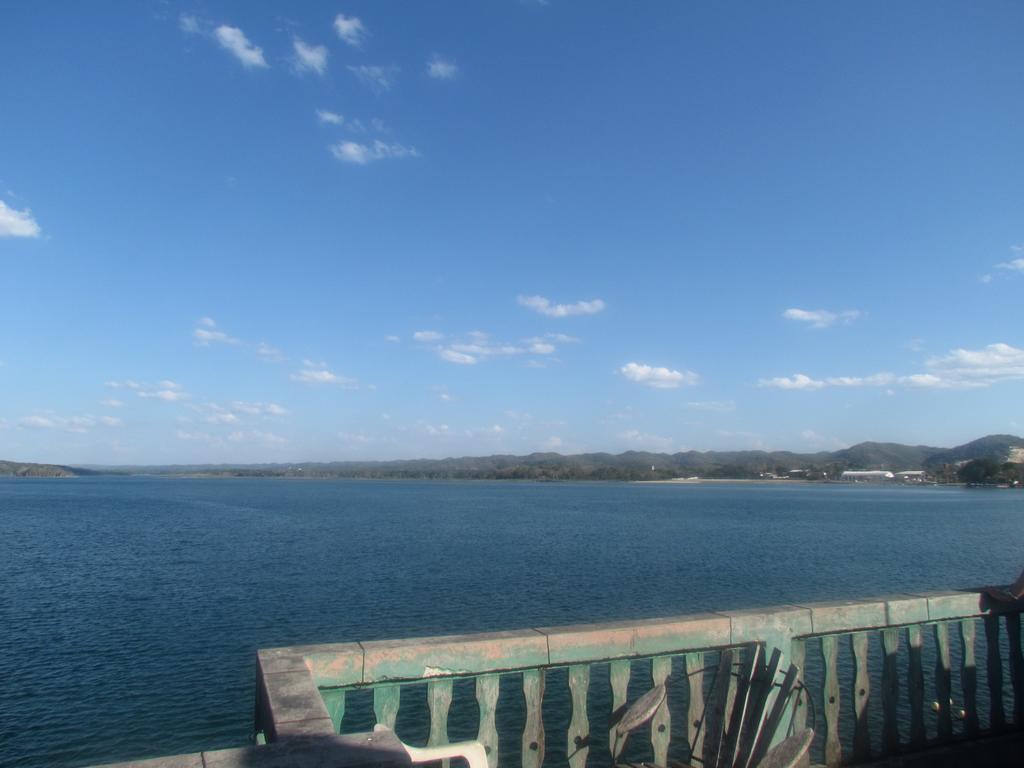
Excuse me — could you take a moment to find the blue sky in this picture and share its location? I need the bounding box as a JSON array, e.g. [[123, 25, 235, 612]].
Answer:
[[2, 1, 1023, 464]]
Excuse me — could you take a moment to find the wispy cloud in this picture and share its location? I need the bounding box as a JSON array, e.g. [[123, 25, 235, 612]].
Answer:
[[427, 54, 458, 80], [686, 400, 736, 412], [348, 65, 396, 93], [293, 38, 328, 75], [137, 380, 189, 401], [330, 139, 418, 164], [620, 362, 698, 389], [101, 399, 124, 408], [620, 429, 675, 452], [19, 413, 122, 433], [290, 359, 357, 387], [0, 200, 41, 238], [413, 330, 443, 342], [425, 330, 568, 365], [193, 317, 241, 346], [214, 25, 268, 69], [760, 343, 1024, 391], [255, 342, 286, 363], [518, 295, 605, 318], [179, 13, 201, 34], [334, 14, 368, 47], [782, 308, 861, 329], [316, 109, 345, 126]]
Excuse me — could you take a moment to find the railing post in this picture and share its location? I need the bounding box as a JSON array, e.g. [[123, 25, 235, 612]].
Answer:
[[960, 619, 979, 738], [881, 628, 900, 754], [374, 685, 400, 730], [907, 625, 925, 747], [984, 614, 1005, 733], [1007, 613, 1024, 728], [567, 665, 590, 768], [684, 652, 705, 764], [428, 678, 453, 768], [476, 674, 500, 768], [651, 656, 672, 765], [934, 623, 953, 742], [821, 635, 842, 768], [522, 669, 545, 768]]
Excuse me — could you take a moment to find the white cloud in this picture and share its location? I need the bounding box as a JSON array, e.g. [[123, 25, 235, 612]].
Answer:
[[317, 109, 345, 126], [105, 380, 140, 390], [231, 401, 288, 416], [347, 65, 395, 93], [440, 349, 477, 365], [214, 25, 268, 69], [205, 411, 240, 425], [293, 38, 328, 75], [996, 258, 1024, 273], [427, 55, 458, 80], [413, 330, 444, 342], [101, 399, 124, 408], [19, 413, 120, 433], [911, 342, 1024, 388], [0, 200, 41, 238], [291, 360, 357, 387], [782, 308, 861, 328], [529, 341, 556, 354], [256, 342, 286, 363], [176, 429, 216, 442], [686, 400, 736, 412], [758, 373, 826, 390], [824, 373, 895, 387], [620, 362, 698, 389], [193, 318, 240, 346], [330, 139, 418, 164], [334, 14, 367, 47], [385, 335, 400, 342], [179, 14, 201, 34], [518, 294, 605, 318], [139, 388, 188, 402]]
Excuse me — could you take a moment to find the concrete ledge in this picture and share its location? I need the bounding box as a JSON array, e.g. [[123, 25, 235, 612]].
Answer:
[[362, 629, 549, 682]]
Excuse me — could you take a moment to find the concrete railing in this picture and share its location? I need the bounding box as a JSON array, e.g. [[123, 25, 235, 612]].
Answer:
[[256, 589, 1024, 767]]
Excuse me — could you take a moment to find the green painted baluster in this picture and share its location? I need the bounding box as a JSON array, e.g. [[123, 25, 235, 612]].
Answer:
[[907, 625, 925, 747], [984, 614, 1005, 732], [322, 688, 345, 733], [821, 635, 842, 768], [684, 652, 705, 765], [851, 632, 871, 762], [960, 620, 979, 737], [934, 623, 952, 742], [790, 639, 807, 735], [476, 674, 500, 768], [428, 678, 453, 768], [881, 628, 900, 754], [522, 669, 545, 768], [1007, 614, 1024, 728], [608, 660, 630, 761], [567, 665, 590, 768], [651, 656, 672, 766], [374, 685, 400, 730]]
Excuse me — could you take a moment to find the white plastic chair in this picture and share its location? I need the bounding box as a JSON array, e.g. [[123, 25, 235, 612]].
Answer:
[[373, 724, 489, 768]]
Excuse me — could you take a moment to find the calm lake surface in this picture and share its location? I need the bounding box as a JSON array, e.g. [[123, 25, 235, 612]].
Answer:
[[1, 477, 1021, 767]]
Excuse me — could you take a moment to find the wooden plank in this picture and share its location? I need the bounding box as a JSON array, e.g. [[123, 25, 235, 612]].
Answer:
[[736, 647, 781, 768], [567, 665, 590, 768], [702, 649, 733, 768], [1007, 613, 1024, 729], [907, 624, 925, 748], [608, 660, 630, 760], [934, 623, 952, 742], [749, 662, 799, 768], [721, 644, 760, 768], [374, 685, 401, 730], [476, 674, 500, 768], [851, 632, 871, 761], [959, 620, 979, 738], [321, 688, 345, 734], [790, 640, 807, 734], [684, 652, 705, 765], [651, 656, 672, 766], [427, 678, 453, 768], [522, 669, 545, 768], [881, 628, 900, 754], [821, 635, 841, 768], [984, 614, 1005, 732]]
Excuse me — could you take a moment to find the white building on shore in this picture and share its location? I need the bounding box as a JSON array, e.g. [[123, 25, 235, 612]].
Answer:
[[840, 470, 895, 482]]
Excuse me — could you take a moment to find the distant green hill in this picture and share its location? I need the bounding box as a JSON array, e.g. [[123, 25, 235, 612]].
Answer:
[[75, 433, 1023, 481], [0, 460, 98, 477]]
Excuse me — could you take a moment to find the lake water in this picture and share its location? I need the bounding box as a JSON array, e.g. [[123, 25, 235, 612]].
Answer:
[[1, 477, 1021, 767]]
